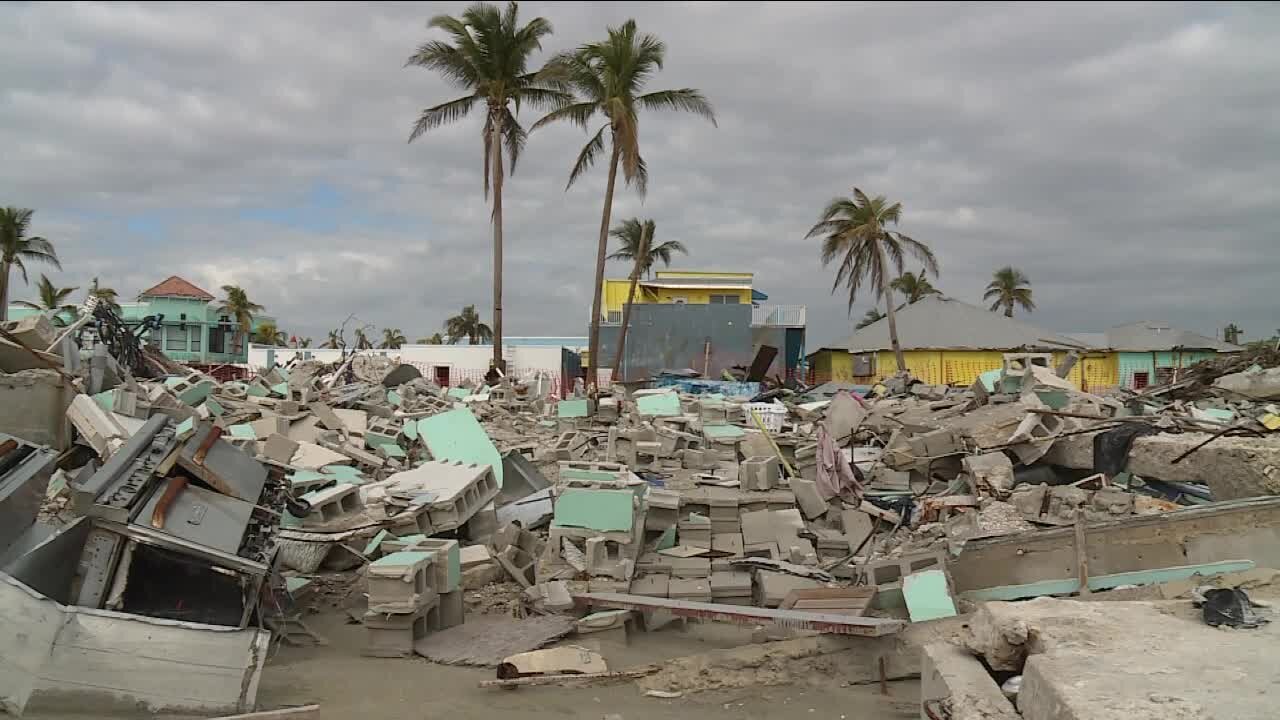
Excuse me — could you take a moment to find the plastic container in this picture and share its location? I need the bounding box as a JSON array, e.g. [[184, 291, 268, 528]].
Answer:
[[744, 401, 787, 433]]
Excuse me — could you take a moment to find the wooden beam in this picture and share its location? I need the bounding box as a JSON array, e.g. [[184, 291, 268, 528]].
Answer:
[[210, 705, 320, 720]]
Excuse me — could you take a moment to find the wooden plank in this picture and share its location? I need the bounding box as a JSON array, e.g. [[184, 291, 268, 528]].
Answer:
[[575, 592, 905, 636], [1074, 513, 1091, 596], [211, 706, 320, 720], [959, 560, 1256, 602], [479, 668, 657, 689]]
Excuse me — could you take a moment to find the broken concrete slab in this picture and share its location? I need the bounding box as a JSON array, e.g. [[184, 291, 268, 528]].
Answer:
[[418, 408, 503, 488], [920, 642, 1020, 720]]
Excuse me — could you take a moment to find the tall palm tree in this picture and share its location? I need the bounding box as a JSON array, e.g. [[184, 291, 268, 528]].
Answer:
[[534, 19, 715, 385], [299, 337, 313, 348], [252, 321, 287, 346], [324, 329, 342, 349], [984, 266, 1035, 318], [0, 207, 61, 322], [353, 328, 374, 350], [14, 274, 78, 326], [406, 1, 567, 373], [889, 269, 939, 305], [217, 285, 264, 354], [445, 304, 493, 344], [806, 188, 937, 374], [380, 327, 408, 349], [855, 307, 885, 330], [418, 332, 445, 345], [89, 277, 121, 314], [606, 218, 686, 379]]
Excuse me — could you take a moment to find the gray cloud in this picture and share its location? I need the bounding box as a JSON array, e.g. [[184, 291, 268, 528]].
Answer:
[[2, 2, 1277, 347]]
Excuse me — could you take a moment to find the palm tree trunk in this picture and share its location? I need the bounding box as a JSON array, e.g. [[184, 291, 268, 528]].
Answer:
[[875, 238, 907, 376], [1004, 303, 1013, 318], [0, 260, 9, 323], [611, 255, 643, 381], [587, 143, 621, 393], [490, 117, 505, 372]]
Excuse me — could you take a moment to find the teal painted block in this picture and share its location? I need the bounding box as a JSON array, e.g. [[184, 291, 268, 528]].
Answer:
[[403, 419, 418, 441], [372, 550, 434, 570], [417, 408, 503, 488], [903, 569, 957, 622], [1034, 389, 1068, 410], [378, 444, 407, 459], [637, 392, 681, 417], [93, 390, 115, 412], [977, 369, 1001, 392], [447, 387, 471, 400], [538, 419, 557, 428], [703, 424, 745, 440], [175, 417, 196, 441], [363, 529, 390, 557], [203, 397, 224, 416], [229, 424, 257, 440], [285, 577, 312, 595], [552, 489, 634, 532], [562, 468, 623, 482], [365, 431, 399, 449], [655, 526, 676, 551], [558, 399, 589, 418], [388, 389, 403, 407], [246, 383, 269, 398], [271, 382, 290, 397]]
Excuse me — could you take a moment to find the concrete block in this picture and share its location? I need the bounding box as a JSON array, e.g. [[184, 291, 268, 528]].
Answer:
[[586, 537, 634, 580], [438, 589, 464, 629], [668, 556, 711, 578], [463, 501, 498, 543], [841, 508, 875, 551], [630, 573, 670, 598], [385, 460, 499, 532], [553, 431, 588, 460], [67, 394, 128, 458], [712, 532, 744, 556], [921, 643, 1020, 720], [362, 599, 438, 658], [740, 509, 775, 545], [0, 369, 73, 449], [0, 314, 54, 348], [263, 433, 300, 464], [743, 541, 780, 559], [668, 577, 711, 601], [791, 478, 827, 519], [645, 489, 680, 530], [415, 537, 461, 592], [367, 550, 439, 613], [753, 570, 822, 607], [854, 550, 948, 586], [553, 488, 635, 535], [903, 570, 958, 622], [740, 455, 780, 491], [300, 483, 361, 524], [710, 570, 752, 598]]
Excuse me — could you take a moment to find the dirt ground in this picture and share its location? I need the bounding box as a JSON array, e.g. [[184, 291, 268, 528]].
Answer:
[[253, 610, 919, 720]]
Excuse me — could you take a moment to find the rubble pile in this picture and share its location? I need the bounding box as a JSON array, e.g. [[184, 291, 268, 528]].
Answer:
[[5, 304, 1280, 715]]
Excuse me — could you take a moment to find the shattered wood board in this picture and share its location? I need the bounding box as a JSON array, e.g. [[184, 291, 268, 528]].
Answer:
[[412, 614, 575, 666], [552, 489, 634, 532], [417, 408, 503, 488]]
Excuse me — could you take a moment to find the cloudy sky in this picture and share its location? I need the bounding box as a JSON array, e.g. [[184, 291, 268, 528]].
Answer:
[[3, 2, 1277, 347]]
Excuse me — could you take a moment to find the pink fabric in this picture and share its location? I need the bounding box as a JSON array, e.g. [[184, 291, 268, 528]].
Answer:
[[815, 422, 864, 501]]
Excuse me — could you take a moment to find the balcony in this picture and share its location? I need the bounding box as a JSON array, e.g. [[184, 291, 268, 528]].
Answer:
[[752, 304, 806, 327]]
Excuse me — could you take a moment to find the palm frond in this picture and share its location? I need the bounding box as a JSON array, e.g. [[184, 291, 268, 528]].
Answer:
[[636, 89, 717, 126], [501, 111, 527, 172], [531, 101, 598, 131], [566, 124, 607, 190], [408, 94, 480, 143]]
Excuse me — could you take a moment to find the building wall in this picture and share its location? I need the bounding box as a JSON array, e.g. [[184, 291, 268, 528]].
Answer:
[[596, 303, 755, 381], [1118, 350, 1219, 389], [808, 348, 1121, 390], [601, 271, 755, 317], [248, 344, 570, 389]]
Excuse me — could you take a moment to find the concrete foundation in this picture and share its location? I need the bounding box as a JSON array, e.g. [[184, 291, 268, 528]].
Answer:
[[1044, 430, 1280, 501], [920, 643, 1019, 720]]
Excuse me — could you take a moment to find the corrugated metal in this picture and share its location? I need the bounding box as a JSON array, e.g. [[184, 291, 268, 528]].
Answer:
[[1106, 322, 1239, 352], [597, 304, 754, 381]]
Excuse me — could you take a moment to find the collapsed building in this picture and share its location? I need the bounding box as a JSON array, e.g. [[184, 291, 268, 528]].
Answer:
[[3, 295, 1280, 718]]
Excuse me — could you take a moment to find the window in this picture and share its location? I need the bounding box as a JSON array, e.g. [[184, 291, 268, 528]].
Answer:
[[189, 327, 201, 352], [607, 310, 622, 323], [710, 294, 740, 304], [209, 325, 225, 354], [165, 326, 187, 351]]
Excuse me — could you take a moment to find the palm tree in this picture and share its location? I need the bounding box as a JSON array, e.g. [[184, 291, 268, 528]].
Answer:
[[984, 266, 1035, 318], [14, 274, 78, 326], [806, 188, 937, 374], [217, 285, 264, 353], [855, 308, 885, 330], [299, 337, 313, 348], [606, 218, 686, 379], [889, 269, 939, 305], [534, 19, 715, 385], [1223, 323, 1243, 346], [324, 329, 343, 349], [445, 304, 493, 344], [380, 328, 408, 349], [0, 207, 61, 322], [353, 328, 374, 350], [252, 321, 287, 346], [418, 332, 445, 344], [89, 277, 121, 314], [406, 1, 567, 374]]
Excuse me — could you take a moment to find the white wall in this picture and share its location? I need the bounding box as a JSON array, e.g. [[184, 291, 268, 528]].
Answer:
[[247, 344, 570, 388]]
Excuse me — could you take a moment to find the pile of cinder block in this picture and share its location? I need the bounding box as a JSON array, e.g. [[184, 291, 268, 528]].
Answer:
[[363, 537, 463, 657]]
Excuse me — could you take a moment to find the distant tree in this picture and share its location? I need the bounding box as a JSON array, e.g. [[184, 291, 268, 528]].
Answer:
[[299, 337, 313, 348], [324, 329, 342, 349], [406, 1, 568, 372], [252, 321, 287, 346], [1223, 323, 1243, 345], [353, 327, 374, 350], [855, 307, 885, 330], [606, 217, 687, 379], [445, 305, 493, 344], [806, 188, 937, 374], [0, 207, 62, 322], [535, 19, 715, 379], [89, 277, 120, 314], [217, 285, 264, 353], [889, 269, 939, 305], [380, 327, 407, 349], [417, 332, 445, 345], [13, 274, 77, 326], [983, 266, 1035, 317]]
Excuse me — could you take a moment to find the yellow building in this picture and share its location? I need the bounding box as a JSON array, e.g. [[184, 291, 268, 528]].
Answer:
[[807, 296, 1118, 391], [600, 270, 754, 322]]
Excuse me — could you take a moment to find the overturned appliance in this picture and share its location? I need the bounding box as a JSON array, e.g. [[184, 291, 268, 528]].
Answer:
[[68, 418, 287, 628]]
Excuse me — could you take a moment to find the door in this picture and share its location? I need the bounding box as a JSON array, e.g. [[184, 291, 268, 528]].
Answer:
[[1132, 371, 1149, 390], [434, 366, 450, 387]]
